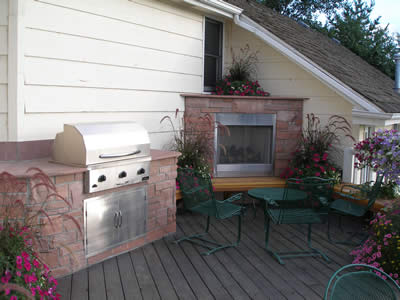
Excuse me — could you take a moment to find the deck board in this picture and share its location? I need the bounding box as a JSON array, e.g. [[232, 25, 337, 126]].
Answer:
[[58, 208, 356, 300]]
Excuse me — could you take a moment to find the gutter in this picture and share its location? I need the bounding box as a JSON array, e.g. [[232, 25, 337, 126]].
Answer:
[[182, 0, 242, 18], [352, 109, 400, 126], [233, 14, 383, 114]]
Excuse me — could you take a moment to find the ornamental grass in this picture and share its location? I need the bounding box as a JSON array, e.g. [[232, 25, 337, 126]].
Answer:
[[0, 169, 81, 300]]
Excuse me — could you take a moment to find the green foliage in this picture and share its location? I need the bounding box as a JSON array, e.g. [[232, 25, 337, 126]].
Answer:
[[227, 45, 259, 82], [161, 111, 214, 179], [281, 114, 354, 182], [215, 45, 269, 96], [259, 0, 347, 22], [320, 0, 397, 79]]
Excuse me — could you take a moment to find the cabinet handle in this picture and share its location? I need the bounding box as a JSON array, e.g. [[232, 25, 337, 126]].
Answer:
[[114, 212, 118, 228], [118, 211, 123, 228]]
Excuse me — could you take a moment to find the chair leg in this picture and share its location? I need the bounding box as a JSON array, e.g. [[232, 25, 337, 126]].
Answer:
[[264, 215, 284, 264], [264, 218, 330, 264], [306, 224, 330, 263], [202, 214, 242, 256], [175, 215, 242, 256], [174, 215, 211, 244], [327, 214, 367, 246]]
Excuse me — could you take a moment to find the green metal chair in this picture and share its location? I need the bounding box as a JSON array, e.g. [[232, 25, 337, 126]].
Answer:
[[175, 167, 244, 255], [327, 175, 384, 244], [264, 177, 334, 264], [324, 264, 400, 300]]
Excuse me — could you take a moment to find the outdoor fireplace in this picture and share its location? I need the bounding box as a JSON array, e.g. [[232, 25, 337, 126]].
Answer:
[[215, 113, 276, 177], [182, 94, 306, 177]]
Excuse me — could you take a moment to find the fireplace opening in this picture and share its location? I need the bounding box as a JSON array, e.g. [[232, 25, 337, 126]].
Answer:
[[215, 113, 276, 177]]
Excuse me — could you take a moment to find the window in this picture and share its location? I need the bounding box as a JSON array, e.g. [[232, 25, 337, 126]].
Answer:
[[204, 17, 223, 92], [394, 124, 399, 131]]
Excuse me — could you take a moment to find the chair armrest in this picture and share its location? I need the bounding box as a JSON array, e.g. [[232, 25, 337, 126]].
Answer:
[[263, 196, 279, 207], [223, 193, 243, 203], [335, 192, 365, 202]]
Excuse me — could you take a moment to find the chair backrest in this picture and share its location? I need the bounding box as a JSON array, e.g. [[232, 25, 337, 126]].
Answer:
[[176, 168, 216, 214], [286, 177, 335, 209], [366, 175, 384, 210], [324, 264, 400, 300], [265, 177, 334, 224]]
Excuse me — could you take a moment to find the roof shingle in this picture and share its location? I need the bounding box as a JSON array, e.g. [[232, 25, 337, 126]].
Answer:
[[225, 0, 400, 113]]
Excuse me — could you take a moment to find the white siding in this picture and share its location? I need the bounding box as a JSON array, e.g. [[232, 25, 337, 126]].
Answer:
[[0, 0, 8, 140], [20, 0, 205, 147], [226, 23, 353, 132]]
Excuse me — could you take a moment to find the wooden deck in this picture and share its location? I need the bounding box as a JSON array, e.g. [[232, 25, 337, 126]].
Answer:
[[58, 209, 361, 300]]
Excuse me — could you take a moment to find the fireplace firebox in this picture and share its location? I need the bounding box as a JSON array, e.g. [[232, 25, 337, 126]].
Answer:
[[215, 113, 276, 177]]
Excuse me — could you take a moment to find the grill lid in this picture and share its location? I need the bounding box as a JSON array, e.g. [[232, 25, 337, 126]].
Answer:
[[52, 122, 150, 166]]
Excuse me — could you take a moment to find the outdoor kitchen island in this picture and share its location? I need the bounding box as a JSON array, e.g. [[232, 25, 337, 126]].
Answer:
[[0, 149, 179, 278]]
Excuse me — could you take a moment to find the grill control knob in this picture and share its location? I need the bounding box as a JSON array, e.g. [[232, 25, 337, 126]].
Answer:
[[119, 171, 127, 178], [98, 175, 107, 182], [137, 168, 146, 175]]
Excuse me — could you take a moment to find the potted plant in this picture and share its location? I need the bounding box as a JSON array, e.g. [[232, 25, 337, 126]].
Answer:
[[214, 45, 269, 97]]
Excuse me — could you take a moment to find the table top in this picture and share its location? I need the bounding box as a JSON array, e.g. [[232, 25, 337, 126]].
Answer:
[[248, 187, 308, 201]]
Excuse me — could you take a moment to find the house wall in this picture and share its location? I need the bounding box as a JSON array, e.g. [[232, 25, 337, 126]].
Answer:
[[0, 0, 8, 141], [224, 22, 354, 146], [13, 0, 206, 148]]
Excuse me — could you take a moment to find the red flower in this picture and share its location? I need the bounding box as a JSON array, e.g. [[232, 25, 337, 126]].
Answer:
[[322, 153, 328, 161], [315, 172, 321, 176]]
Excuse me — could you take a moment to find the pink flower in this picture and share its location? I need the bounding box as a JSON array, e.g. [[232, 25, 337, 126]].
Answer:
[[21, 251, 29, 259], [322, 153, 328, 161], [16, 271, 21, 277], [16, 256, 22, 265], [5, 288, 10, 295], [33, 259, 40, 268], [16, 263, 22, 270], [31, 287, 37, 296], [10, 296, 17, 300], [315, 172, 321, 176], [24, 262, 31, 271], [1, 276, 9, 284]]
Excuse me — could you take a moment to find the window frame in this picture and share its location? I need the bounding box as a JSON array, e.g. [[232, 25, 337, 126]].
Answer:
[[203, 17, 224, 92]]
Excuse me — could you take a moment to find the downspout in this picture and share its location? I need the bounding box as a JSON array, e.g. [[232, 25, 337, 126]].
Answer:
[[395, 33, 400, 95], [395, 52, 400, 95]]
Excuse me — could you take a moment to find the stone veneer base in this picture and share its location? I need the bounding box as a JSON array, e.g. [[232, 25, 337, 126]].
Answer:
[[182, 94, 306, 176], [0, 149, 179, 278]]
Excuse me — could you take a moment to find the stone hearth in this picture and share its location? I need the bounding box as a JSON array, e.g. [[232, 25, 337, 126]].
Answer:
[[182, 94, 306, 177]]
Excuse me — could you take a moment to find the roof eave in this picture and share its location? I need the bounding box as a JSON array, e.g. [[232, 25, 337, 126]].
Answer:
[[181, 0, 242, 18], [352, 109, 400, 126], [233, 14, 384, 114]]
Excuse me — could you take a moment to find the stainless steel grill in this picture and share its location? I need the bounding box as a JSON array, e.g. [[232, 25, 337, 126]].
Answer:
[[52, 121, 151, 257], [52, 122, 151, 193]]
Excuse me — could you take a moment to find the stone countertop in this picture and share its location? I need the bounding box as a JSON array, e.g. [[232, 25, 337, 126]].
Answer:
[[0, 149, 180, 178]]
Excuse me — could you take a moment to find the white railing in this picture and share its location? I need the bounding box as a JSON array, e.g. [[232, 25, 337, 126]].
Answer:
[[342, 147, 376, 184]]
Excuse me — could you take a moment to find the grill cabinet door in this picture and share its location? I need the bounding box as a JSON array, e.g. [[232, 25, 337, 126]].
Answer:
[[118, 186, 147, 243], [85, 194, 119, 257]]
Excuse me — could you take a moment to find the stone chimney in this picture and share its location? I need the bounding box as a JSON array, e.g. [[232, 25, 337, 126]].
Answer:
[[395, 33, 400, 95]]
